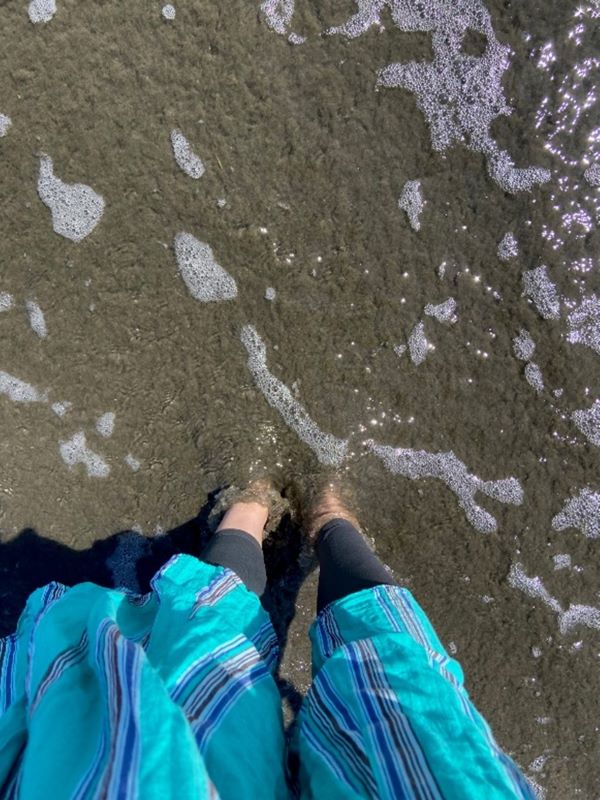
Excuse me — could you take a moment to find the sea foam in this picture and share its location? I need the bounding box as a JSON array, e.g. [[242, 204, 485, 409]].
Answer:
[[0, 114, 11, 137], [38, 155, 105, 242], [0, 371, 46, 403], [241, 325, 349, 466], [553, 489, 600, 538], [497, 232, 519, 261], [28, 0, 56, 24], [170, 129, 205, 179], [398, 179, 424, 231], [566, 294, 600, 355], [367, 439, 523, 533], [174, 233, 237, 302], [572, 401, 600, 446], [26, 300, 47, 338], [59, 431, 109, 478], [522, 266, 560, 320]]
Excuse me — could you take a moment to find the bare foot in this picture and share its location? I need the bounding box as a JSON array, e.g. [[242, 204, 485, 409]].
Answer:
[[304, 478, 361, 544], [216, 479, 282, 545]]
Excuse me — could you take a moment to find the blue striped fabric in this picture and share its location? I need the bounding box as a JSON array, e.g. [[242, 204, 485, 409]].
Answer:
[[0, 554, 534, 799], [293, 584, 536, 799]]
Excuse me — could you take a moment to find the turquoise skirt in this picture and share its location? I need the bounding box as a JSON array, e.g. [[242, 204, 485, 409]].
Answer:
[[0, 554, 534, 799]]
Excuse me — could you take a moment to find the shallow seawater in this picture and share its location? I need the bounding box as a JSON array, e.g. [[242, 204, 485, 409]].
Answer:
[[0, 1, 599, 795]]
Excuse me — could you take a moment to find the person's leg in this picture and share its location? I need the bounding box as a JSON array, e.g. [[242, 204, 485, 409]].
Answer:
[[315, 517, 396, 613], [201, 496, 268, 596], [305, 481, 397, 613]]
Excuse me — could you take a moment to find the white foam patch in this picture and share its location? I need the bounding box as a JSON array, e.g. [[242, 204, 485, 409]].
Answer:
[[513, 329, 535, 361], [241, 324, 349, 466], [96, 411, 115, 438], [174, 233, 237, 302], [408, 321, 429, 365], [51, 400, 72, 417], [572, 401, 600, 446], [566, 294, 600, 355], [106, 532, 150, 592], [394, 343, 407, 357], [0, 293, 14, 312], [398, 179, 424, 231], [0, 114, 11, 138], [28, 0, 56, 24], [0, 371, 46, 403], [59, 431, 109, 478], [265, 286, 276, 301], [260, 0, 294, 34], [288, 32, 306, 44], [125, 453, 141, 472], [170, 129, 205, 179], [553, 553, 571, 571], [524, 362, 544, 393], [522, 266, 560, 320], [553, 489, 600, 538], [25, 300, 47, 338], [497, 232, 519, 261], [359, 0, 551, 194], [508, 563, 562, 613], [162, 4, 176, 20], [584, 162, 600, 187], [509, 562, 600, 635], [367, 440, 523, 533], [424, 298, 457, 324], [38, 155, 105, 242]]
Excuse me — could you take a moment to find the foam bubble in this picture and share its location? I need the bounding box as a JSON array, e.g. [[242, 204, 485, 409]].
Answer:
[[59, 431, 109, 478], [162, 4, 176, 20], [28, 0, 56, 24], [0, 371, 46, 403], [524, 362, 544, 393], [572, 400, 600, 446], [508, 563, 562, 613], [497, 232, 519, 261], [370, 1, 550, 194], [510, 561, 600, 635], [398, 179, 424, 231], [174, 233, 237, 302], [288, 32, 306, 44], [265, 286, 276, 301], [260, 0, 294, 34], [51, 400, 72, 417], [37, 155, 105, 243], [240, 324, 349, 466], [408, 321, 429, 365], [0, 293, 14, 312], [394, 343, 407, 357], [125, 453, 141, 472], [424, 297, 457, 324], [96, 411, 115, 438], [513, 329, 535, 361], [522, 266, 560, 320], [367, 440, 523, 533], [0, 114, 11, 138], [553, 553, 571, 571], [566, 294, 600, 355], [553, 489, 600, 538], [25, 300, 47, 338], [584, 162, 600, 187], [559, 605, 600, 635], [170, 129, 205, 179]]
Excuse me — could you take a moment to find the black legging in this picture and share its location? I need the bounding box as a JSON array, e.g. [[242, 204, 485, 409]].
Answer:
[[201, 518, 396, 613]]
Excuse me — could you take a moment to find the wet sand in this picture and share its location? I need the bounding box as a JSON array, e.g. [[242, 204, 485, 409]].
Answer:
[[0, 1, 599, 796]]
